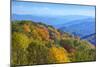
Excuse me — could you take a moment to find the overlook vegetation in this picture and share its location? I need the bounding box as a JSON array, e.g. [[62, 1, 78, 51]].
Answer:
[[11, 20, 96, 66]]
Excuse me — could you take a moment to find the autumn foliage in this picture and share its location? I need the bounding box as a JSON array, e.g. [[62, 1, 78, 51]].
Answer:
[[11, 21, 96, 66], [48, 46, 70, 63]]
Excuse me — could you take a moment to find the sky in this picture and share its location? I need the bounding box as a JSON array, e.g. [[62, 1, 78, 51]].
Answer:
[[12, 1, 95, 17]]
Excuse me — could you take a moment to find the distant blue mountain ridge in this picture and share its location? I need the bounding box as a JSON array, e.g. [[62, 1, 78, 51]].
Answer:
[[81, 33, 96, 45], [12, 14, 95, 26], [58, 18, 95, 37], [57, 18, 96, 45]]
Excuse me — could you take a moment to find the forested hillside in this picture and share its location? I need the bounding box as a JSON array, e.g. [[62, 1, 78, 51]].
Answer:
[[11, 20, 96, 66]]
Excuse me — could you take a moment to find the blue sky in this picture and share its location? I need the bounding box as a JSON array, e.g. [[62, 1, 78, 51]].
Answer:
[[12, 1, 95, 17]]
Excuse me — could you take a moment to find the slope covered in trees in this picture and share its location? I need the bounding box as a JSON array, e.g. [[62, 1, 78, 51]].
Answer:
[[11, 20, 96, 66]]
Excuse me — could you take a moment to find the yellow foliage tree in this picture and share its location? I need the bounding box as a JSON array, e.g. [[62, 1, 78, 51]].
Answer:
[[12, 32, 31, 49], [48, 46, 70, 63]]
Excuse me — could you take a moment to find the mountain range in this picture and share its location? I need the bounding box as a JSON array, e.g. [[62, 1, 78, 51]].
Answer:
[[12, 14, 96, 45]]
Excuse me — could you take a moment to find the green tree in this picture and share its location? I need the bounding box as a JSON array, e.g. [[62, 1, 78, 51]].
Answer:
[[69, 40, 96, 62], [27, 40, 49, 65], [11, 32, 31, 65]]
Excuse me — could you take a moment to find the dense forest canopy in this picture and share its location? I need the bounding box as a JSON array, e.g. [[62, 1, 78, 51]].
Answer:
[[11, 20, 96, 66]]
